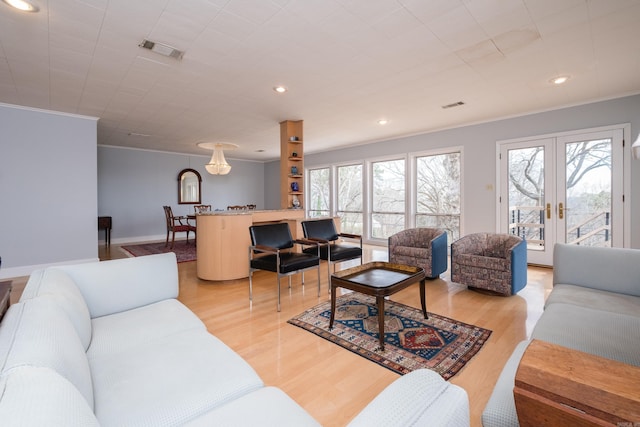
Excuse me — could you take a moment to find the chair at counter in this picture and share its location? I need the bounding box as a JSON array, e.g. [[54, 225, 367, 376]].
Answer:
[[194, 205, 212, 214], [163, 205, 196, 249]]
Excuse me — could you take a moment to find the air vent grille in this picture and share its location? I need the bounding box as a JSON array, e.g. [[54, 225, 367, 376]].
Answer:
[[442, 101, 465, 109], [139, 39, 184, 60]]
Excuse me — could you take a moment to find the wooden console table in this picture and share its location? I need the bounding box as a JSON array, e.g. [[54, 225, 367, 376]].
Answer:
[[98, 216, 112, 246], [0, 281, 12, 321], [514, 339, 640, 426]]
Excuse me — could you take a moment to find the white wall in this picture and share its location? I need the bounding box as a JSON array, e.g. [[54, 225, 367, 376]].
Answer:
[[98, 146, 265, 243], [265, 94, 640, 248], [0, 103, 98, 279]]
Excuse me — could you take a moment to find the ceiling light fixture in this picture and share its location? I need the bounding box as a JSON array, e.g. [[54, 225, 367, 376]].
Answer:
[[273, 86, 287, 93], [198, 142, 238, 175], [550, 75, 570, 85], [2, 0, 39, 12], [377, 119, 388, 125], [139, 39, 184, 60]]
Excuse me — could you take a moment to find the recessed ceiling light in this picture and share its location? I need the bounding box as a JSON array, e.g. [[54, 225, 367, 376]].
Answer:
[[550, 75, 570, 85], [2, 0, 39, 12], [273, 86, 287, 93], [377, 119, 388, 125]]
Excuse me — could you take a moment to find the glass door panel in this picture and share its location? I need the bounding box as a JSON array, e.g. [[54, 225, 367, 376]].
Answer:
[[557, 129, 623, 247], [501, 139, 554, 265]]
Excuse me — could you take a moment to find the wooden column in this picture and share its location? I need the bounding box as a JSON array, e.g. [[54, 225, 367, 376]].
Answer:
[[280, 120, 304, 210]]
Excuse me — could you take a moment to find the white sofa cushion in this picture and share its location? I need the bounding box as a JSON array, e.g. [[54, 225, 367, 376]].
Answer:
[[89, 329, 264, 426], [87, 299, 205, 358], [0, 366, 99, 427], [19, 268, 92, 350], [347, 369, 470, 427], [532, 302, 640, 367], [553, 244, 640, 297], [546, 283, 640, 317], [183, 387, 322, 426], [0, 298, 94, 410], [481, 340, 530, 427], [55, 253, 179, 318]]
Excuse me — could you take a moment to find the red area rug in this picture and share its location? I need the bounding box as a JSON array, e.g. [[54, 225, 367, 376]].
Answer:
[[288, 293, 491, 379], [120, 241, 196, 263]]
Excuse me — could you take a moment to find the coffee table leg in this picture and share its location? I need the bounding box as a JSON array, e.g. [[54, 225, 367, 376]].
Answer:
[[329, 282, 337, 330], [420, 279, 428, 319], [377, 296, 385, 351]]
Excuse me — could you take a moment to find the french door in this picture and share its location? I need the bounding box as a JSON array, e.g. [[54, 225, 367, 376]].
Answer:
[[499, 128, 624, 266]]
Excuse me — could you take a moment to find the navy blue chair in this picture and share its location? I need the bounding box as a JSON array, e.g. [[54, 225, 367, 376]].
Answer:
[[249, 222, 320, 311], [388, 228, 448, 279], [451, 233, 527, 296], [301, 219, 362, 289]]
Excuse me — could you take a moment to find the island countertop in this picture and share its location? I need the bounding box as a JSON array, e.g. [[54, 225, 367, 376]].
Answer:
[[196, 209, 305, 281]]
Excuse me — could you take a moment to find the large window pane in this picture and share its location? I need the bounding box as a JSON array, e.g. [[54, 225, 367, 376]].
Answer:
[[415, 152, 461, 241], [371, 159, 405, 238], [307, 167, 330, 217], [337, 164, 363, 234]]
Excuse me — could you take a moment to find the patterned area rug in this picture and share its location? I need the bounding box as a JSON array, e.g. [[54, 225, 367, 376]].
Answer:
[[288, 293, 491, 379], [120, 241, 196, 263]]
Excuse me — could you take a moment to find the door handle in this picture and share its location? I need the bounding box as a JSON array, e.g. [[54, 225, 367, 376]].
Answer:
[[558, 202, 564, 219], [546, 203, 551, 220]]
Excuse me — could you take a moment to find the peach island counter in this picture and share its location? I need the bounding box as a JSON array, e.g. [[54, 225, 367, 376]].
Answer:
[[195, 209, 310, 281]]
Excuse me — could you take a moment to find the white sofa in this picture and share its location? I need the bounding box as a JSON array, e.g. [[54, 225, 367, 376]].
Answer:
[[482, 243, 640, 426], [0, 252, 470, 426]]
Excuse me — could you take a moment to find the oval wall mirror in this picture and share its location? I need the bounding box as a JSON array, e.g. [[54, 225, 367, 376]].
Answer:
[[178, 168, 202, 204]]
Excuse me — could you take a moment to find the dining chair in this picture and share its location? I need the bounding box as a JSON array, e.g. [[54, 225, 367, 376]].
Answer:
[[163, 206, 196, 249], [194, 204, 212, 214], [248, 222, 321, 311], [300, 218, 362, 290], [227, 205, 246, 210]]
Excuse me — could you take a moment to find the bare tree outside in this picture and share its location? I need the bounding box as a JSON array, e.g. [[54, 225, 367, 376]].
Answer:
[[337, 164, 363, 234], [508, 139, 612, 247], [308, 168, 330, 217], [416, 152, 461, 241], [371, 159, 405, 239]]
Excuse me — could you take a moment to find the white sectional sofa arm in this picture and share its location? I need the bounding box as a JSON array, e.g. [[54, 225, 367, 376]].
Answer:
[[553, 243, 640, 297], [54, 252, 179, 318], [347, 369, 469, 427]]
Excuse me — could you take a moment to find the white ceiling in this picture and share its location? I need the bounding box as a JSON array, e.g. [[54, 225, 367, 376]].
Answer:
[[1, 0, 639, 161]]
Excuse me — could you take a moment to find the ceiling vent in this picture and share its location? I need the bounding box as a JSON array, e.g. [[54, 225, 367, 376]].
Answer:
[[441, 101, 465, 109], [139, 40, 184, 60]]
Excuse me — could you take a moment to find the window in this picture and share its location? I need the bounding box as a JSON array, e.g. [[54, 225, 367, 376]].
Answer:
[[336, 164, 363, 234], [307, 167, 330, 217], [304, 149, 463, 244], [414, 151, 461, 241], [371, 158, 405, 239]]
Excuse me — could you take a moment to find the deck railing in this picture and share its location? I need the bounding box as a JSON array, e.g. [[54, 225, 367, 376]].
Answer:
[[508, 206, 610, 247]]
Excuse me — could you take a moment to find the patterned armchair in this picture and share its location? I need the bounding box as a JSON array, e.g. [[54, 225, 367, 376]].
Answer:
[[451, 233, 527, 296], [388, 228, 448, 279]]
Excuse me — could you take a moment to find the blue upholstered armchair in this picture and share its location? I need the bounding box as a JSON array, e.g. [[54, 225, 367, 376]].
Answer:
[[451, 233, 527, 296], [388, 228, 448, 279]]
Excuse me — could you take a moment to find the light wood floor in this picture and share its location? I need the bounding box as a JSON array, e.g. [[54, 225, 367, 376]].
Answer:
[[9, 243, 553, 427]]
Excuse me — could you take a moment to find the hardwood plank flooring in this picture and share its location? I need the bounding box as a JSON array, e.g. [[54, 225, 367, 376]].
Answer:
[[9, 242, 553, 426]]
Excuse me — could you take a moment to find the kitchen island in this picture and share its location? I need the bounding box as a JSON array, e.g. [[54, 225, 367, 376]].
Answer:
[[196, 209, 305, 281]]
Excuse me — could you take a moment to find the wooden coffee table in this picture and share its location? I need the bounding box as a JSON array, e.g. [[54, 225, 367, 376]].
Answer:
[[330, 262, 426, 350]]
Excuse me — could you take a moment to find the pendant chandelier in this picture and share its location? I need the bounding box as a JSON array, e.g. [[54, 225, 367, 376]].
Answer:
[[197, 142, 238, 175]]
